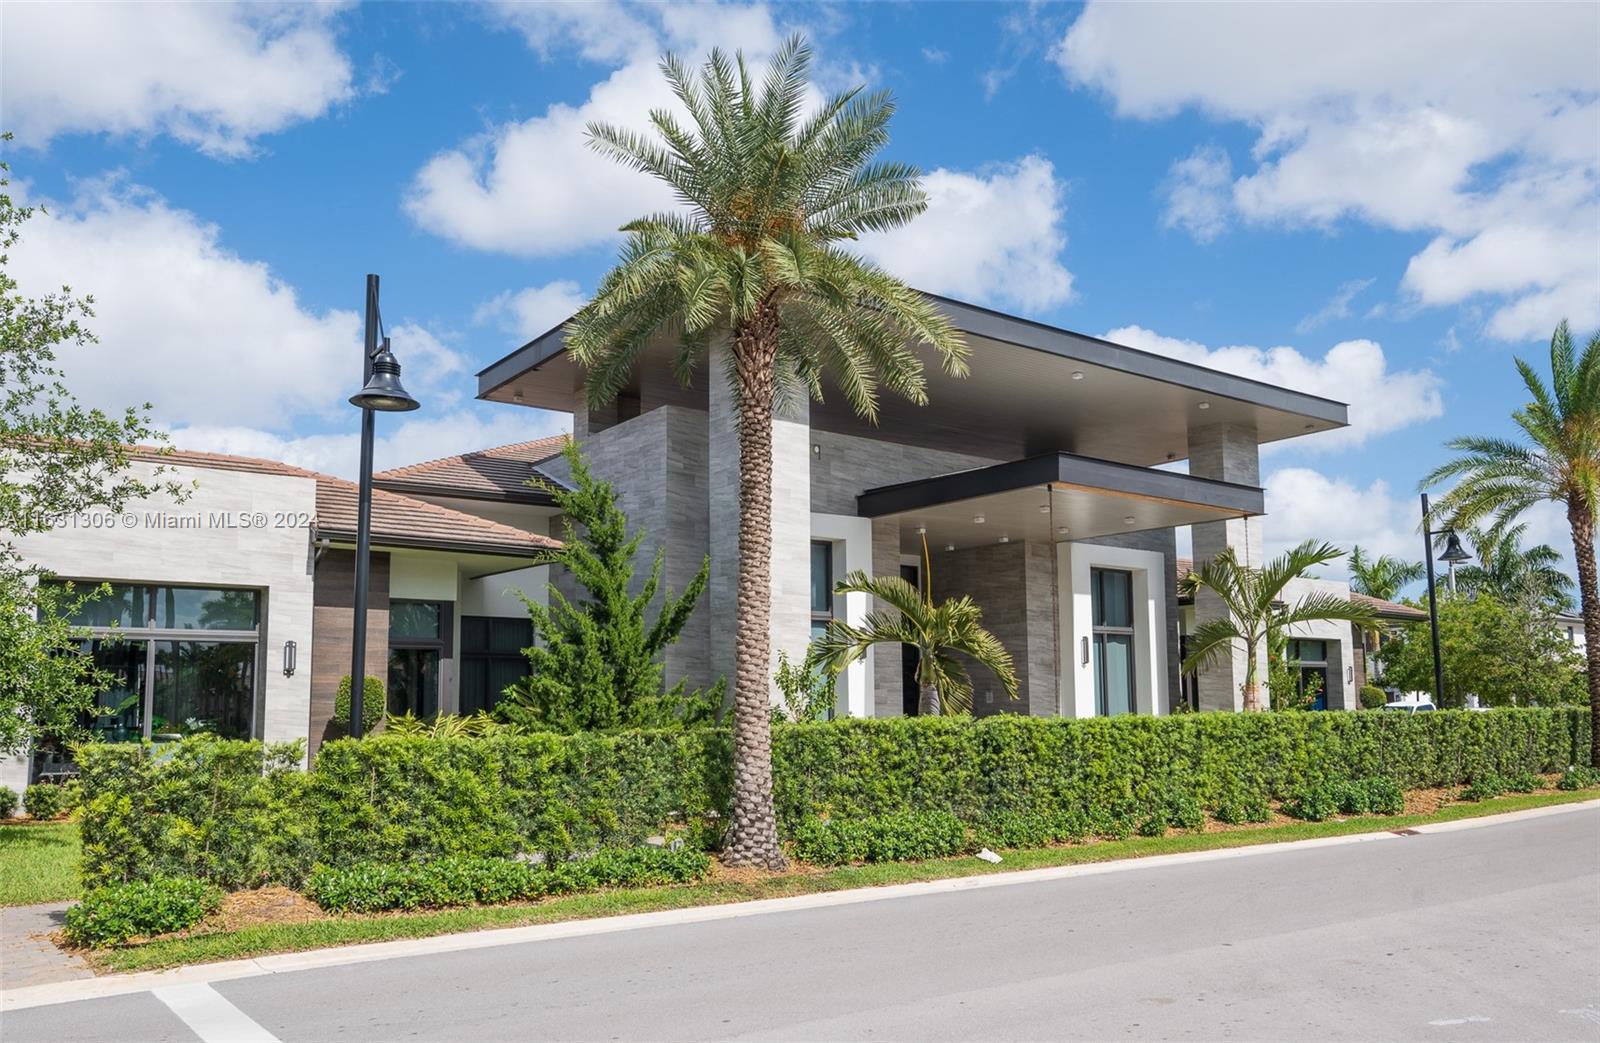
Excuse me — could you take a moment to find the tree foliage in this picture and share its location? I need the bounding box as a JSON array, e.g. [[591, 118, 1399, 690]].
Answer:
[[1450, 523, 1575, 613], [1346, 545, 1424, 601], [1422, 319, 1600, 763], [497, 443, 722, 733], [1180, 540, 1377, 711], [0, 144, 186, 754], [1375, 592, 1585, 708]]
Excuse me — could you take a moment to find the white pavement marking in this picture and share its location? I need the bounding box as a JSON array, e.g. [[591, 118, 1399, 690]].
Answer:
[[6, 798, 1596, 1016], [1427, 1015, 1490, 1026], [151, 983, 280, 1043]]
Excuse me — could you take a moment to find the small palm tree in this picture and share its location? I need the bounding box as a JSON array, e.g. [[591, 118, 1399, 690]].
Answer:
[[570, 37, 968, 867], [1181, 540, 1378, 711], [811, 570, 1017, 716], [1346, 545, 1424, 602], [1422, 320, 1600, 765]]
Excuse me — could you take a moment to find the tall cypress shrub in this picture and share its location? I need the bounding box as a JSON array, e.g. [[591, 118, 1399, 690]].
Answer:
[[497, 443, 723, 732]]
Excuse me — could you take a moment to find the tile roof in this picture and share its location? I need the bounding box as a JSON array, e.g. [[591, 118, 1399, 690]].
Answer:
[[129, 445, 558, 557], [1174, 558, 1427, 620], [371, 435, 570, 504]]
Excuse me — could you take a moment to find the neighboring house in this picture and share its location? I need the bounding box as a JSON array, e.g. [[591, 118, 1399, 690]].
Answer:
[[1173, 560, 1428, 710], [1555, 612, 1588, 656], [5, 445, 559, 793], [477, 293, 1350, 719]]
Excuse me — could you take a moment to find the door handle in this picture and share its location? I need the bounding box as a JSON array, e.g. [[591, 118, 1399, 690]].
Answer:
[[1081, 636, 1090, 666]]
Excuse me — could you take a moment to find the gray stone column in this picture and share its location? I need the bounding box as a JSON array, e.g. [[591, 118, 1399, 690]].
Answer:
[[1189, 421, 1265, 711], [708, 346, 812, 703], [871, 518, 904, 717]]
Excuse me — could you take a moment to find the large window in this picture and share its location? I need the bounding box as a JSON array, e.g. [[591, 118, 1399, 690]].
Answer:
[[1290, 639, 1329, 711], [388, 599, 448, 718], [459, 616, 531, 715], [43, 581, 260, 740], [1091, 568, 1136, 716], [810, 541, 834, 641]]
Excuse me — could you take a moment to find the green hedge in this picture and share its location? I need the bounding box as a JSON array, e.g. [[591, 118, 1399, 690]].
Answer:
[[64, 876, 222, 947], [78, 708, 1588, 888]]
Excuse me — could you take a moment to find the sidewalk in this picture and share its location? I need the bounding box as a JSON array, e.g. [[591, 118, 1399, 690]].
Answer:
[[1, 902, 91, 991]]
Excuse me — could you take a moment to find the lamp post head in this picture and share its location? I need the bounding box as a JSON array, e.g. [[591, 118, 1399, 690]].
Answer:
[[1438, 530, 1471, 565], [349, 338, 420, 412]]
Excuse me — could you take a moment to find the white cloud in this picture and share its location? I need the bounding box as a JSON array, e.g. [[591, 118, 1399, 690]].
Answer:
[[922, 48, 949, 65], [1161, 146, 1231, 243], [1264, 469, 1419, 566], [406, 4, 787, 257], [859, 155, 1074, 312], [475, 281, 587, 342], [0, 2, 357, 158], [1056, 2, 1600, 340], [168, 408, 571, 482], [483, 1, 657, 64], [1105, 325, 1442, 449], [1295, 277, 1375, 335]]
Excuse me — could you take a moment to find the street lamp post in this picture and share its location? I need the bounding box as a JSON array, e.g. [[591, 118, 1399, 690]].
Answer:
[[1419, 493, 1472, 706], [347, 274, 420, 736]]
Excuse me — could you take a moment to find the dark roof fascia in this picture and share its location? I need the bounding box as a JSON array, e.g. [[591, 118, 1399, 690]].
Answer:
[[922, 293, 1348, 425], [368, 480, 559, 508], [475, 294, 1349, 427], [856, 452, 1264, 518], [318, 531, 544, 559]]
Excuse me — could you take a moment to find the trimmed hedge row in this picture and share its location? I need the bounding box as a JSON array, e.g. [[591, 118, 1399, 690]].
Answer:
[[78, 708, 1589, 888], [305, 848, 711, 914], [64, 877, 221, 947]]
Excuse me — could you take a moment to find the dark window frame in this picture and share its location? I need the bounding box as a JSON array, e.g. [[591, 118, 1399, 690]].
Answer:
[[1091, 568, 1137, 717]]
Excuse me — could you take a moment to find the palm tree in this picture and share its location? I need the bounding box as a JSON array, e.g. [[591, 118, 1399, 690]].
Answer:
[[1181, 540, 1378, 711], [569, 38, 968, 867], [1450, 523, 1575, 612], [1422, 321, 1600, 765], [1346, 545, 1424, 601], [810, 570, 1017, 715]]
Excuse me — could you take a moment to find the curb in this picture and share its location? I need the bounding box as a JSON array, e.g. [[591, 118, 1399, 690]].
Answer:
[[6, 797, 1597, 1012]]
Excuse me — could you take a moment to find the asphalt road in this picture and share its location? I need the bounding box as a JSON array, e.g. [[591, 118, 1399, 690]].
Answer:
[[6, 806, 1599, 1042]]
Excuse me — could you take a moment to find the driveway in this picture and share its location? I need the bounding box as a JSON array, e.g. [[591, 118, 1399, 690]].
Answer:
[[5, 804, 1598, 1042]]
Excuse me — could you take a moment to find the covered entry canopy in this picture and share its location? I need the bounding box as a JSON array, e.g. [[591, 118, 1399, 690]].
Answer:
[[858, 453, 1263, 551]]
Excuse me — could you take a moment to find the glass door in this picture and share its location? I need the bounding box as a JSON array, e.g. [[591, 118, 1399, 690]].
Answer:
[[1092, 568, 1136, 716], [388, 647, 440, 718], [1291, 639, 1330, 710]]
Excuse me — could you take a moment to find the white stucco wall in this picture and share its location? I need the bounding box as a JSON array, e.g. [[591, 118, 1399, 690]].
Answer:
[[1280, 576, 1357, 710], [811, 512, 873, 717], [16, 461, 317, 755], [1057, 542, 1169, 718]]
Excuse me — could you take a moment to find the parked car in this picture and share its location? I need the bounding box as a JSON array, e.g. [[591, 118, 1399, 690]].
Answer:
[[1382, 700, 1436, 713]]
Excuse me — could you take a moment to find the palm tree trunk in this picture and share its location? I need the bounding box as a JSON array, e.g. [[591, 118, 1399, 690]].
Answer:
[[919, 681, 941, 716], [1567, 496, 1600, 767], [721, 305, 787, 870], [1241, 642, 1262, 712]]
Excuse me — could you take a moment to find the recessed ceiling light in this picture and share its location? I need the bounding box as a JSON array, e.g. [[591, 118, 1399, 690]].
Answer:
[[512, 390, 524, 402], [973, 514, 986, 524], [1057, 525, 1069, 535], [1071, 371, 1085, 381], [1197, 400, 1210, 410], [1038, 504, 1050, 514], [1305, 422, 1316, 430], [944, 543, 955, 552], [916, 525, 927, 535], [998, 535, 1010, 544], [1123, 515, 1136, 524]]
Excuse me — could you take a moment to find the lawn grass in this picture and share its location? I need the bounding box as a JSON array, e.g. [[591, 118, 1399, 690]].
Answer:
[[88, 788, 1598, 974], [0, 821, 81, 906]]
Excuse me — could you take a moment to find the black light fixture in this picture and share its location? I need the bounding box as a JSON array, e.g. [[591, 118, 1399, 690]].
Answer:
[[349, 338, 420, 413], [346, 274, 422, 737], [1420, 494, 1472, 704]]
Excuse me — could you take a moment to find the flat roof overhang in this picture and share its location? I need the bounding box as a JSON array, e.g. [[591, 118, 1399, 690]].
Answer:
[[859, 453, 1263, 551], [475, 292, 1348, 467]]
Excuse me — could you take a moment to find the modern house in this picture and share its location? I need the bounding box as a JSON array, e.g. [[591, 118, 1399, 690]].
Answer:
[[477, 293, 1355, 719], [6, 445, 560, 794]]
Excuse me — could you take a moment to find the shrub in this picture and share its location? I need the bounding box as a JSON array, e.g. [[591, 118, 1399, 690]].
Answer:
[[304, 847, 711, 914], [1359, 686, 1388, 710], [1458, 774, 1506, 802], [1213, 792, 1271, 825], [77, 708, 1590, 888], [1358, 777, 1405, 815], [1283, 785, 1341, 822], [63, 877, 221, 947], [0, 785, 16, 819], [24, 781, 74, 820], [1165, 792, 1205, 832], [333, 675, 386, 730], [1504, 770, 1541, 793], [1136, 814, 1167, 837], [1557, 765, 1600, 791], [790, 811, 966, 866], [1284, 777, 1404, 819]]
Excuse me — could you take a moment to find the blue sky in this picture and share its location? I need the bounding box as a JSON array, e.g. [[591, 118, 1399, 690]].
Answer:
[[3, 1, 1596, 584]]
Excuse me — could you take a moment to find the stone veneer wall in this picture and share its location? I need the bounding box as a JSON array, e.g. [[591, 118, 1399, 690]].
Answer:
[[928, 541, 1058, 717], [309, 550, 390, 757]]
